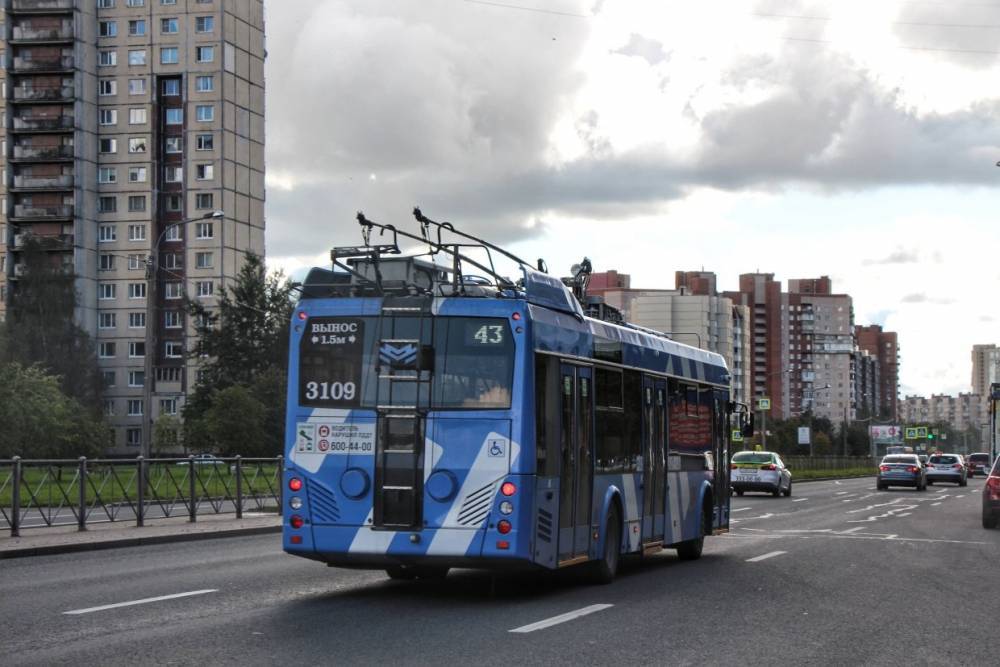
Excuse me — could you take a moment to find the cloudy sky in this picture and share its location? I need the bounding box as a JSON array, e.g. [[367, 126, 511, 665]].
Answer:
[[263, 0, 1000, 398]]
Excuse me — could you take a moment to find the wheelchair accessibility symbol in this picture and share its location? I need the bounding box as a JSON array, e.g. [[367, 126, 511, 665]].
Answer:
[[488, 439, 505, 458]]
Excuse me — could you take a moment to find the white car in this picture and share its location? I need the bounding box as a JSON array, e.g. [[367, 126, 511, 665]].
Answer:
[[730, 451, 792, 497]]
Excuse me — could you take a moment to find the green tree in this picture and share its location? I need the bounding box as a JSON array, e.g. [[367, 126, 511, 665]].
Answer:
[[0, 237, 103, 413], [183, 252, 293, 455], [152, 414, 183, 456], [0, 362, 106, 458], [201, 385, 268, 456]]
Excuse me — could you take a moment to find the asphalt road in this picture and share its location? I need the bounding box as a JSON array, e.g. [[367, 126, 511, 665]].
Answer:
[[2, 476, 997, 666]]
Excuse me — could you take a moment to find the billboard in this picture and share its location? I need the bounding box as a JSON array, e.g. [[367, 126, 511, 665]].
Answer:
[[870, 425, 904, 445]]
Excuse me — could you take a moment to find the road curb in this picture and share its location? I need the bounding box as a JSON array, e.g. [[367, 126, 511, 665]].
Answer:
[[0, 524, 282, 560]]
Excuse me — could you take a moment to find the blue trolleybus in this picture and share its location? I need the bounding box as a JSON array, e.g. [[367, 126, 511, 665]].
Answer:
[[283, 211, 744, 582]]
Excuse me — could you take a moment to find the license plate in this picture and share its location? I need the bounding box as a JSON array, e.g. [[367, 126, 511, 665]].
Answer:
[[735, 475, 755, 482]]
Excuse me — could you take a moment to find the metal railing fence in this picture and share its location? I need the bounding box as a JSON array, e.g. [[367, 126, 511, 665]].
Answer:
[[782, 455, 877, 471], [0, 456, 283, 537]]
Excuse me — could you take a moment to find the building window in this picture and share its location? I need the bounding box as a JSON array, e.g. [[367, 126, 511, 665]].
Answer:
[[128, 195, 146, 212], [104, 400, 116, 417], [165, 166, 182, 183], [165, 341, 183, 358], [195, 222, 214, 239], [128, 341, 145, 358], [163, 253, 182, 269], [195, 75, 214, 92], [164, 282, 183, 299], [165, 108, 183, 125], [129, 312, 145, 328], [99, 79, 116, 96], [99, 167, 117, 183], [99, 21, 117, 38], [98, 0, 115, 8], [128, 399, 143, 416], [128, 166, 147, 183], [99, 224, 117, 242], [195, 193, 214, 210], [196, 105, 214, 122], [128, 78, 146, 95], [99, 283, 116, 300], [161, 17, 178, 33], [160, 398, 178, 416], [158, 367, 182, 383], [195, 46, 215, 63], [99, 50, 117, 67], [99, 254, 116, 271], [98, 342, 116, 359], [165, 137, 182, 153], [165, 195, 183, 213], [128, 370, 145, 387], [99, 137, 117, 153], [102, 370, 116, 388], [128, 224, 146, 241], [129, 108, 147, 125], [162, 79, 180, 96], [128, 50, 146, 66], [195, 252, 213, 269], [99, 196, 117, 213], [128, 137, 147, 153], [99, 109, 117, 125], [128, 282, 146, 299], [195, 16, 214, 33], [195, 163, 213, 180], [128, 19, 146, 36], [164, 310, 182, 328], [128, 254, 145, 270], [195, 134, 213, 150], [99, 312, 116, 329], [126, 428, 142, 447], [160, 47, 179, 65], [196, 280, 213, 297]]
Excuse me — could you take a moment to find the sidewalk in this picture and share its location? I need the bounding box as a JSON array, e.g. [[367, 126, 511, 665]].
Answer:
[[0, 512, 282, 559]]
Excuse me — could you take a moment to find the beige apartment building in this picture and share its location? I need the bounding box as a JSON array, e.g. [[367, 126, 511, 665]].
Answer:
[[0, 0, 265, 453]]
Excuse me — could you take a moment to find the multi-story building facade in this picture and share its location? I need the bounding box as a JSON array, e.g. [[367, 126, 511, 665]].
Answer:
[[971, 344, 1000, 397], [900, 393, 988, 450], [856, 324, 900, 420], [853, 348, 880, 419], [0, 0, 265, 453]]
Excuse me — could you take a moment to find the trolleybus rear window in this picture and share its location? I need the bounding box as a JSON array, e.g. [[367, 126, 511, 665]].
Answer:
[[298, 316, 514, 410]]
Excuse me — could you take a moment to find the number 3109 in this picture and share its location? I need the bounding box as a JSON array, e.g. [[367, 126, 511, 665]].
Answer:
[[305, 381, 356, 401]]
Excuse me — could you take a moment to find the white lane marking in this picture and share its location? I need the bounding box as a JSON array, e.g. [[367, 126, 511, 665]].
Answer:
[[835, 481, 842, 485], [746, 551, 787, 562], [836, 492, 849, 496], [839, 526, 864, 534], [792, 498, 808, 503], [509, 604, 614, 634], [64, 589, 218, 615], [931, 502, 942, 506], [956, 495, 966, 499], [731, 507, 751, 512], [733, 531, 988, 546]]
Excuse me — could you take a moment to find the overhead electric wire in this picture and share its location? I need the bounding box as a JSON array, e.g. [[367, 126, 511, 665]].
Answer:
[[461, 0, 589, 19]]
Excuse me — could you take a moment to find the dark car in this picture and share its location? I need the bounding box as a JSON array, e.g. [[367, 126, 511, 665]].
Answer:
[[925, 454, 968, 487], [982, 457, 1000, 529], [967, 453, 990, 478], [877, 454, 927, 491]]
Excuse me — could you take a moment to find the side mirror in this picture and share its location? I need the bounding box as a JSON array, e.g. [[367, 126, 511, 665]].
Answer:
[[742, 413, 755, 437]]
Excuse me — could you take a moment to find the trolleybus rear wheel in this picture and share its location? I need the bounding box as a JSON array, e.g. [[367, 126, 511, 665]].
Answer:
[[589, 505, 622, 584], [676, 499, 711, 561]]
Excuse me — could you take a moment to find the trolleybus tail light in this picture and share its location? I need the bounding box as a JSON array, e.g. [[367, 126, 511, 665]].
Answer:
[[290, 515, 304, 529], [499, 501, 514, 515], [290, 535, 303, 545], [511, 312, 521, 321], [297, 311, 307, 321], [288, 477, 303, 492], [497, 520, 512, 535], [496, 540, 510, 550], [501, 482, 517, 496], [289, 496, 303, 510]]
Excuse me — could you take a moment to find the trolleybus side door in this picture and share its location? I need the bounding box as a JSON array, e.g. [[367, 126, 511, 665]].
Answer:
[[641, 376, 667, 544], [558, 363, 594, 562]]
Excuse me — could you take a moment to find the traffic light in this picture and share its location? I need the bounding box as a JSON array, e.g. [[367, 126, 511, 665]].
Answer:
[[927, 432, 935, 441]]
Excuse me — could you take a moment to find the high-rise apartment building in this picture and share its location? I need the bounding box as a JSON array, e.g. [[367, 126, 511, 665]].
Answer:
[[856, 324, 900, 420], [971, 344, 1000, 397], [0, 0, 265, 453]]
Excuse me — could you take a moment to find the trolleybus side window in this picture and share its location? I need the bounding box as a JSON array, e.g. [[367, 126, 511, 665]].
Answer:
[[534, 355, 561, 476], [623, 370, 642, 472], [595, 367, 624, 473], [669, 381, 715, 453]]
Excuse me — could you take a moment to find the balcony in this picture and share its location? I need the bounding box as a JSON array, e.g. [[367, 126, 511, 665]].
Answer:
[[12, 145, 74, 160], [12, 115, 74, 132], [10, 0, 74, 11], [12, 232, 74, 249], [11, 55, 74, 72], [12, 174, 74, 189], [11, 85, 75, 103], [10, 23, 74, 42], [12, 204, 74, 220]]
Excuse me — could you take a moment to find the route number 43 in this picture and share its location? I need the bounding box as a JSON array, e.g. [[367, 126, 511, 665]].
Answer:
[[474, 325, 503, 344]]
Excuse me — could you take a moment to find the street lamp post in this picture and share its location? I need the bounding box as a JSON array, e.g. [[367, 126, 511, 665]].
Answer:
[[141, 210, 224, 458], [758, 368, 791, 450], [804, 383, 832, 457]]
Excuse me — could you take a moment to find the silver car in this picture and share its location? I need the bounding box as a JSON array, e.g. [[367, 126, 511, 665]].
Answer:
[[925, 453, 968, 487]]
